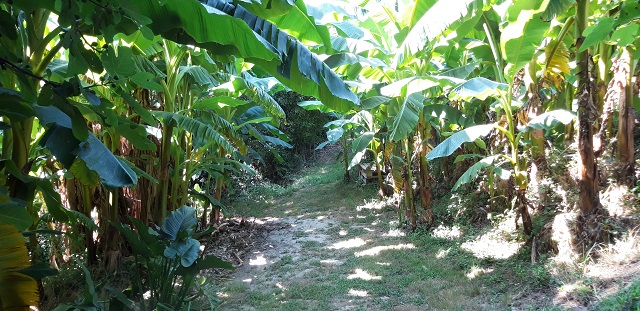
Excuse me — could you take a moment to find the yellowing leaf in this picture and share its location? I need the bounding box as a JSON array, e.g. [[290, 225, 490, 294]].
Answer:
[[0, 224, 39, 310]]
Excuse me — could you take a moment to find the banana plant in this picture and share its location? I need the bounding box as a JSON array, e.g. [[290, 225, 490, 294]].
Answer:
[[427, 75, 576, 237], [578, 0, 640, 180], [114, 205, 233, 310]]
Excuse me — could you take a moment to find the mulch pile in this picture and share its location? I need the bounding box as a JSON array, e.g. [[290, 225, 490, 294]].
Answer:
[[200, 217, 291, 279]]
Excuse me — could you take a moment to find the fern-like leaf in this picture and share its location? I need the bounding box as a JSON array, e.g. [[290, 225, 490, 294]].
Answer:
[[152, 111, 237, 153]]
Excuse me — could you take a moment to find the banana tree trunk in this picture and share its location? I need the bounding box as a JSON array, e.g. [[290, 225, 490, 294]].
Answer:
[[404, 136, 416, 229], [375, 144, 386, 196], [617, 47, 635, 181], [417, 118, 432, 225], [81, 184, 97, 265], [210, 176, 224, 224], [341, 135, 350, 181], [575, 0, 602, 231], [158, 122, 174, 222]]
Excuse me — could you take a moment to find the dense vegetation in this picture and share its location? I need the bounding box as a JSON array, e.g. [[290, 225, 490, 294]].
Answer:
[[0, 0, 638, 310]]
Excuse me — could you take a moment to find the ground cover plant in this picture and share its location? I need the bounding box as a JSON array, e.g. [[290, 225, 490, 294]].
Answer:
[[0, 0, 639, 310]]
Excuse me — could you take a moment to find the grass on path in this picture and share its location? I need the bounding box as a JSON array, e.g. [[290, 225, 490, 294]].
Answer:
[[215, 161, 553, 310]]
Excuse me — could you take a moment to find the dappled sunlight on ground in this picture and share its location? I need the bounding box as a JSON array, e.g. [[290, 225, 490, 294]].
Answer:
[[354, 243, 416, 257], [328, 237, 367, 249], [461, 214, 522, 259], [431, 225, 463, 239], [601, 183, 635, 217], [348, 289, 369, 297], [436, 248, 451, 258], [355, 197, 395, 212], [249, 216, 282, 224], [465, 266, 494, 280], [249, 253, 267, 266], [383, 229, 405, 237], [347, 269, 382, 280], [320, 259, 341, 266]]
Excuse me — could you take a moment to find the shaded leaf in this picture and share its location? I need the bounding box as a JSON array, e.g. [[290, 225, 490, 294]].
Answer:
[[521, 109, 576, 132], [426, 123, 495, 159], [18, 263, 59, 280], [164, 239, 200, 267], [0, 204, 32, 232], [160, 206, 197, 241], [198, 255, 234, 270], [349, 132, 375, 169], [452, 155, 507, 191]]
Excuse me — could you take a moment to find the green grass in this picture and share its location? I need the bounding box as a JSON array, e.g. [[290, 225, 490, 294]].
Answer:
[[216, 159, 570, 310], [597, 280, 640, 311]]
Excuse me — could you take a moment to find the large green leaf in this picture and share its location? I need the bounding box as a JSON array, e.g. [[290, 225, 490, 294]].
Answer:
[[423, 104, 473, 128], [265, 0, 331, 48], [113, 222, 153, 257], [298, 101, 334, 113], [324, 53, 388, 69], [348, 132, 375, 169], [239, 0, 295, 19], [426, 123, 495, 160], [102, 46, 137, 78], [160, 206, 197, 241], [361, 96, 392, 110], [449, 77, 507, 101], [17, 263, 59, 280], [521, 109, 576, 132], [388, 93, 424, 142], [439, 62, 479, 79], [197, 255, 234, 270], [37, 182, 70, 223], [0, 204, 32, 232], [610, 23, 640, 47], [0, 88, 34, 121], [233, 76, 285, 119], [34, 105, 138, 188], [202, 0, 359, 112], [164, 239, 200, 267], [452, 155, 509, 191], [128, 217, 163, 256], [381, 76, 461, 98], [578, 17, 614, 53], [325, 127, 345, 143], [194, 96, 249, 110], [542, 0, 574, 21], [398, 0, 483, 63], [178, 65, 219, 87], [615, 0, 640, 28], [500, 0, 550, 79], [330, 21, 365, 40], [127, 0, 278, 60]]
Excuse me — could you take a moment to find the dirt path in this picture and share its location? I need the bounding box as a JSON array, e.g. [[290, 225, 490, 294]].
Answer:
[[211, 168, 501, 311]]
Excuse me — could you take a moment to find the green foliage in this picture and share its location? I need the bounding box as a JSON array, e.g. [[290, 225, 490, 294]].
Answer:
[[597, 280, 640, 311], [114, 206, 233, 309], [252, 91, 331, 183]]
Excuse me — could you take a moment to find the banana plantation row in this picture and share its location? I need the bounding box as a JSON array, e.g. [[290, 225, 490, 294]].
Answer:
[[0, 0, 637, 309]]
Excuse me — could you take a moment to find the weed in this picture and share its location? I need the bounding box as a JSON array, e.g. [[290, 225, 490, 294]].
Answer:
[[272, 255, 294, 269]]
